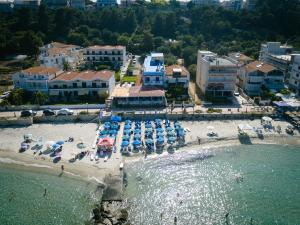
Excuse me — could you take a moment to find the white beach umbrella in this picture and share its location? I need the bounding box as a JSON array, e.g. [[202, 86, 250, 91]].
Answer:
[[262, 116, 272, 122], [45, 141, 55, 150]]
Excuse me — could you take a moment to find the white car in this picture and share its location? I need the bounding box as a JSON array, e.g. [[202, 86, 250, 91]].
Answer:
[[57, 108, 74, 116]]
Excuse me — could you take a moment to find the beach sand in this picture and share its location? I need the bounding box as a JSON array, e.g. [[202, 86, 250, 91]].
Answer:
[[0, 123, 123, 185]]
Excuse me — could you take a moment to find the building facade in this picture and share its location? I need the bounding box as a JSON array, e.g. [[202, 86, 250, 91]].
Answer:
[[41, 0, 69, 8], [70, 0, 85, 9], [13, 66, 63, 93], [289, 54, 300, 96], [238, 61, 284, 96], [13, 0, 40, 9], [259, 42, 293, 75], [48, 70, 115, 99], [191, 0, 220, 6], [83, 45, 126, 67], [39, 42, 83, 70], [196, 51, 238, 97], [111, 85, 166, 107], [142, 53, 165, 87], [0, 0, 13, 12], [222, 0, 243, 11], [165, 65, 190, 89]]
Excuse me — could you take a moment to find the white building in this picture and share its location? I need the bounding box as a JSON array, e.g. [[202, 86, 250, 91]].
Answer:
[[192, 0, 220, 6], [238, 61, 284, 96], [142, 53, 165, 87], [259, 42, 293, 75], [84, 45, 126, 67], [196, 50, 238, 97], [0, 0, 13, 12], [39, 42, 83, 70], [48, 70, 115, 99], [13, 66, 63, 93], [289, 54, 300, 96], [96, 0, 118, 7], [165, 65, 190, 89]]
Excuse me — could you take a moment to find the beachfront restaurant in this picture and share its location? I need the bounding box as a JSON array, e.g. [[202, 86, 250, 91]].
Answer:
[[110, 85, 167, 107]]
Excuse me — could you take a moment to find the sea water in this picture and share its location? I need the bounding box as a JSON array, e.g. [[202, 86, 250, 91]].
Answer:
[[124, 144, 300, 225], [0, 166, 102, 225]]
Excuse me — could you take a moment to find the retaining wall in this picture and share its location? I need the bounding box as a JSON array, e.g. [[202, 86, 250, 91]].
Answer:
[[0, 117, 33, 126], [33, 114, 99, 123]]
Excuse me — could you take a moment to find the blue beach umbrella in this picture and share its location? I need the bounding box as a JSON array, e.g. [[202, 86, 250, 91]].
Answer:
[[56, 140, 64, 145], [111, 124, 119, 130], [109, 130, 117, 135], [134, 129, 141, 134], [133, 140, 141, 146], [104, 124, 110, 129], [125, 120, 131, 124], [145, 124, 152, 128], [156, 128, 164, 133], [124, 124, 131, 129], [167, 131, 175, 136], [122, 135, 130, 140], [157, 137, 164, 143], [145, 128, 153, 132], [166, 127, 174, 131], [134, 134, 141, 139], [156, 132, 164, 137], [121, 141, 129, 147], [145, 139, 154, 145], [168, 136, 176, 142], [123, 129, 131, 135]]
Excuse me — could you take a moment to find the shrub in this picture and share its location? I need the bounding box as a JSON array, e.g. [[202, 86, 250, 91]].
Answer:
[[207, 108, 222, 113]]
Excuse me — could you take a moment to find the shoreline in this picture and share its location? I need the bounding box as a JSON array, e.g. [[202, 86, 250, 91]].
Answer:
[[124, 133, 300, 164]]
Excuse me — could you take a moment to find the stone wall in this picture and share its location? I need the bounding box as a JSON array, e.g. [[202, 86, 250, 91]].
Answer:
[[0, 117, 33, 126]]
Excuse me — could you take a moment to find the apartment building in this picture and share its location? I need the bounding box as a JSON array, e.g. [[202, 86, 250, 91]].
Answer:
[[41, 0, 69, 8], [222, 0, 243, 11], [165, 65, 190, 89], [0, 0, 13, 12], [259, 42, 293, 75], [191, 0, 220, 6], [238, 61, 284, 96], [39, 42, 83, 70], [96, 0, 118, 7], [142, 53, 165, 87], [13, 66, 63, 93], [196, 51, 238, 97], [83, 45, 126, 67], [13, 0, 40, 9], [48, 70, 115, 99], [70, 0, 85, 9], [289, 54, 300, 96]]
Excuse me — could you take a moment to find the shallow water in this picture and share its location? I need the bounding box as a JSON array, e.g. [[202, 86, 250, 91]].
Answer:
[[124, 144, 300, 225], [0, 166, 102, 225]]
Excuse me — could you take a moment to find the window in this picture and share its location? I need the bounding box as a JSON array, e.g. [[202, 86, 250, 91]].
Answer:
[[118, 57, 121, 61], [92, 83, 96, 88], [156, 77, 160, 82], [92, 51, 95, 55], [63, 84, 67, 88], [87, 57, 90, 61], [74, 91, 78, 96], [92, 91, 97, 96], [105, 51, 107, 54], [297, 74, 299, 78], [86, 51, 89, 54], [112, 57, 115, 61], [73, 83, 77, 88], [145, 77, 150, 82], [295, 81, 298, 85], [54, 85, 58, 88], [92, 57, 95, 61], [82, 82, 87, 88], [101, 83, 107, 88]]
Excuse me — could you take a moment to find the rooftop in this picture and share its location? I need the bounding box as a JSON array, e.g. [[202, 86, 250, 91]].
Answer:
[[228, 52, 253, 63], [53, 70, 114, 81], [86, 45, 125, 50], [208, 57, 236, 67], [245, 61, 276, 73], [165, 65, 189, 77], [22, 66, 61, 75], [143, 53, 165, 75], [111, 85, 165, 98], [41, 42, 80, 56], [271, 54, 292, 62]]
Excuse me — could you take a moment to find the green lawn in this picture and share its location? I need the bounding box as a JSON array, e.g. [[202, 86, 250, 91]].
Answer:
[[121, 76, 137, 83]]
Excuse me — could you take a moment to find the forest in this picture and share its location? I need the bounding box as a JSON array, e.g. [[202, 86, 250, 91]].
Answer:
[[0, 0, 300, 79]]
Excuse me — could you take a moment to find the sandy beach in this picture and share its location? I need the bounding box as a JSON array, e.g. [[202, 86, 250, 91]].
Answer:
[[0, 119, 299, 183], [0, 123, 123, 185]]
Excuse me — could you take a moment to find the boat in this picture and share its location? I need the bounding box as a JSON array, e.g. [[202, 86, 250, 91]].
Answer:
[[90, 153, 95, 161], [119, 162, 124, 170]]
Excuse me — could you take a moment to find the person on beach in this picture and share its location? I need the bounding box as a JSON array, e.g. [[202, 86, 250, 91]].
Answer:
[[160, 212, 163, 220], [225, 212, 229, 224], [197, 137, 201, 145], [61, 165, 64, 171], [174, 216, 177, 224], [43, 188, 47, 197]]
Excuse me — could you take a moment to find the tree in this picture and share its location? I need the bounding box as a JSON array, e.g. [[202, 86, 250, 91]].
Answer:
[[142, 32, 154, 52], [188, 64, 197, 81], [34, 91, 48, 105]]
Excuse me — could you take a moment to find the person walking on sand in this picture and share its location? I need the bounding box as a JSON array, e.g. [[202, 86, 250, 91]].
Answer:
[[43, 188, 47, 197], [61, 165, 64, 172]]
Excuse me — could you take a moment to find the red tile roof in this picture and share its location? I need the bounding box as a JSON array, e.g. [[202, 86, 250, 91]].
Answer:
[[129, 86, 165, 97], [165, 65, 189, 77], [53, 70, 114, 81], [22, 66, 61, 75], [245, 61, 276, 73]]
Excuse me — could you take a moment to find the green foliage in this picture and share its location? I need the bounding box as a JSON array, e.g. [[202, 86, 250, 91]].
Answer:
[[33, 91, 49, 105], [188, 64, 197, 81], [207, 108, 222, 113], [115, 71, 121, 82], [121, 76, 137, 83], [280, 88, 291, 95]]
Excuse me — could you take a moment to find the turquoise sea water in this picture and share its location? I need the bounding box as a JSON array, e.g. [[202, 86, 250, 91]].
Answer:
[[0, 166, 101, 225], [124, 144, 300, 225]]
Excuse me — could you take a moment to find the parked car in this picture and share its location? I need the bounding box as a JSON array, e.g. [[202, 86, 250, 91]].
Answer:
[[43, 109, 56, 116], [0, 91, 11, 99], [21, 110, 37, 117], [57, 108, 74, 116]]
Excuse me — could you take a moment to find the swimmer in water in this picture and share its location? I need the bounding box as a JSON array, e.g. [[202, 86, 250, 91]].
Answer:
[[174, 216, 177, 224]]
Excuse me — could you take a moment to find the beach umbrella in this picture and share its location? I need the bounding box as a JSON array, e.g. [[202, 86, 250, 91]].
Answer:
[[156, 128, 164, 133], [111, 124, 119, 130], [262, 116, 273, 122], [56, 140, 64, 145], [121, 141, 129, 147], [100, 130, 108, 135], [177, 130, 185, 136], [155, 119, 162, 123], [145, 139, 153, 145], [168, 136, 176, 141], [157, 137, 164, 143], [145, 128, 153, 132], [122, 135, 130, 140], [167, 131, 175, 136], [123, 129, 131, 134], [124, 124, 131, 129], [104, 122, 110, 125], [174, 121, 180, 126], [145, 124, 152, 128], [109, 130, 118, 135], [134, 129, 141, 134], [166, 127, 174, 131], [104, 124, 111, 129], [134, 134, 141, 139], [46, 141, 55, 149], [133, 140, 141, 146], [156, 132, 164, 137]]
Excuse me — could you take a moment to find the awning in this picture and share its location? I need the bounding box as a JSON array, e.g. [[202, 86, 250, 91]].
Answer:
[[97, 137, 115, 147]]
